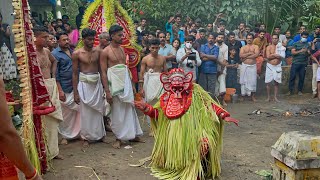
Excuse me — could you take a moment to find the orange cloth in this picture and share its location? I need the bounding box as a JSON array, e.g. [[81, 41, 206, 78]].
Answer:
[[0, 153, 18, 180], [253, 37, 267, 55], [256, 56, 264, 75]]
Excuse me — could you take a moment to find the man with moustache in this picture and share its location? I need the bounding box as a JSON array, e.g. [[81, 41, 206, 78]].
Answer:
[[100, 25, 143, 149], [53, 32, 81, 145], [239, 34, 260, 102], [72, 28, 106, 148]]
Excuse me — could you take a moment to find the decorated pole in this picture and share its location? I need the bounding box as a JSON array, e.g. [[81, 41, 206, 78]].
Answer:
[[12, 0, 56, 174], [78, 0, 142, 68]]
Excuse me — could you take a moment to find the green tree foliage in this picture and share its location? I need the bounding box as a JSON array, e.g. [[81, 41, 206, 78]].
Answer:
[[122, 0, 319, 32]]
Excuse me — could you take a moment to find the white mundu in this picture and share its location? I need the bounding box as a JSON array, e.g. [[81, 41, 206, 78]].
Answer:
[[108, 64, 143, 141], [77, 72, 106, 141]]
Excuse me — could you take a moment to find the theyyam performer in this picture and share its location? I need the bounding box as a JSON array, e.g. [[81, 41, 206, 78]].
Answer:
[[134, 68, 238, 180], [100, 25, 143, 149]]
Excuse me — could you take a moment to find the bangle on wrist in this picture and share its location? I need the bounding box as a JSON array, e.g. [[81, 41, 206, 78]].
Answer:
[[25, 168, 37, 180]]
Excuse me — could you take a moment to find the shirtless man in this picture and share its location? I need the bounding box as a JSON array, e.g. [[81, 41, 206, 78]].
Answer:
[[100, 25, 143, 149], [72, 28, 106, 148], [265, 34, 285, 102], [139, 38, 167, 136], [239, 34, 260, 102], [139, 38, 167, 97], [33, 26, 63, 160]]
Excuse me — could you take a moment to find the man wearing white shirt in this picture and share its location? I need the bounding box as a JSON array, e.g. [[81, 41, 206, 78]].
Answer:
[[158, 32, 175, 70], [176, 35, 202, 82], [215, 33, 228, 106]]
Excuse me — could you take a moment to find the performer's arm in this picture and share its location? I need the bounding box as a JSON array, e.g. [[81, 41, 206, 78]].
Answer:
[[134, 101, 159, 120], [211, 103, 238, 126], [99, 49, 113, 104], [0, 78, 41, 179], [72, 51, 80, 104]]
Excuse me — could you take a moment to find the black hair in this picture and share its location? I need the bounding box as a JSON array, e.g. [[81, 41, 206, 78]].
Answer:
[[42, 20, 48, 24], [57, 19, 63, 22], [0, 12, 2, 19], [217, 32, 225, 37], [134, 20, 139, 24], [199, 29, 206, 33], [141, 30, 149, 36], [55, 31, 69, 40], [208, 33, 217, 38], [79, 6, 85, 13], [190, 29, 197, 34], [272, 34, 279, 38], [259, 23, 266, 27], [149, 31, 156, 37], [246, 33, 254, 39], [109, 24, 123, 36], [141, 18, 147, 21], [316, 26, 320, 29], [258, 29, 266, 34], [149, 38, 160, 46], [64, 23, 71, 27], [239, 22, 246, 25], [228, 32, 236, 37], [301, 31, 309, 37], [32, 26, 48, 36], [172, 38, 181, 50], [82, 28, 96, 38], [185, 35, 194, 42], [229, 46, 236, 51], [274, 26, 281, 29], [62, 15, 69, 19]]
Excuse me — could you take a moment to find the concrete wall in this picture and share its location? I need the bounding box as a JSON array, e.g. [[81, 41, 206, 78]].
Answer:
[[255, 64, 313, 96], [0, 0, 15, 58]]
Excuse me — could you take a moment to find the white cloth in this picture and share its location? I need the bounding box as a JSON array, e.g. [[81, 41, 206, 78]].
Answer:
[[312, 63, 319, 94], [58, 92, 81, 139], [276, 43, 286, 58], [265, 63, 282, 83], [317, 67, 320, 82], [144, 70, 163, 103], [78, 72, 106, 141], [215, 68, 227, 95], [42, 78, 63, 160], [239, 63, 257, 96], [108, 64, 143, 141], [0, 44, 17, 80], [176, 48, 201, 81]]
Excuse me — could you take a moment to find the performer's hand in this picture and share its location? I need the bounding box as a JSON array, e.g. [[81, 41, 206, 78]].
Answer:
[[139, 89, 145, 98], [74, 93, 80, 105], [59, 91, 66, 102], [106, 91, 113, 105], [134, 100, 146, 111]]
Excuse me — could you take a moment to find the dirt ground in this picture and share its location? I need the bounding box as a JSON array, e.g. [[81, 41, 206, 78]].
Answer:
[[43, 94, 320, 180]]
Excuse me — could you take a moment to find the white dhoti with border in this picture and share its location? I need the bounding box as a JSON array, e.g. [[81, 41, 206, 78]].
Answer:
[[239, 63, 257, 96], [108, 64, 143, 141]]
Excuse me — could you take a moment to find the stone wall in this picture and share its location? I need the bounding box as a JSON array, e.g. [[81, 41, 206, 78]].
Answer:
[[255, 64, 313, 95]]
